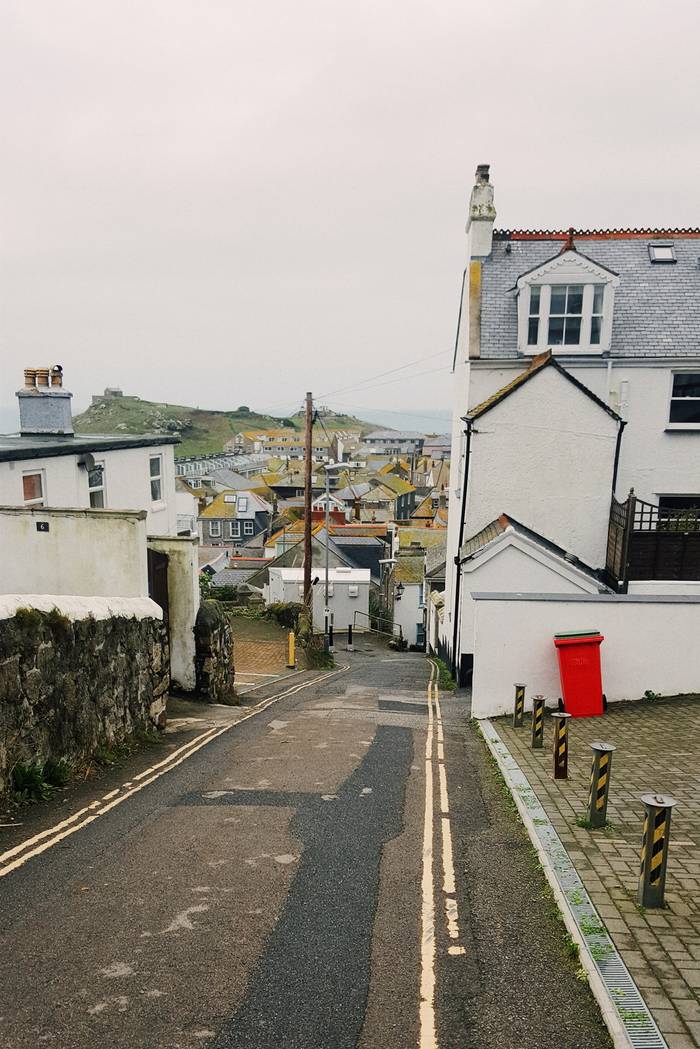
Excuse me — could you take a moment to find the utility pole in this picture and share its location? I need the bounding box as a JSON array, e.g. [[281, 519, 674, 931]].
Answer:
[[303, 391, 313, 610]]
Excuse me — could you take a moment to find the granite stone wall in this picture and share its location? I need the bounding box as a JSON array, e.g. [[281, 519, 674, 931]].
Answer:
[[194, 600, 236, 703], [0, 606, 169, 797]]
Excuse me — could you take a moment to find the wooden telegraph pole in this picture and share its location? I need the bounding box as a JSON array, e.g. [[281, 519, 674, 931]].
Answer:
[[303, 391, 313, 607]]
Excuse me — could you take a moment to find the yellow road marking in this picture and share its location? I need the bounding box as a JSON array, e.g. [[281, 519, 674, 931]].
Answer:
[[0, 664, 349, 879], [419, 659, 438, 1049]]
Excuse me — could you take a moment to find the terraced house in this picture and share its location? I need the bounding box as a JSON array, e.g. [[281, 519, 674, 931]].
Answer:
[[198, 489, 273, 551], [442, 165, 700, 680]]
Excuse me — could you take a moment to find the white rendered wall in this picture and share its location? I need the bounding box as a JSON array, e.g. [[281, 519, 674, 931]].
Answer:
[[470, 593, 700, 718], [393, 582, 423, 647], [459, 542, 601, 657], [464, 366, 619, 569], [0, 444, 177, 535], [468, 361, 700, 507], [267, 568, 369, 633], [0, 507, 148, 597]]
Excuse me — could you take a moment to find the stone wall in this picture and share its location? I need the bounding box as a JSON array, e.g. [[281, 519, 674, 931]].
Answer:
[[194, 600, 236, 703], [0, 599, 168, 797]]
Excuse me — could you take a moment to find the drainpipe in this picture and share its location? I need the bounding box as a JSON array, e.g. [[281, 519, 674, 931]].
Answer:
[[611, 419, 627, 497], [451, 418, 473, 679]]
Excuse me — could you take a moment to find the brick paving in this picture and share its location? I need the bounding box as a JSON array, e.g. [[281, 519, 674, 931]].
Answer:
[[235, 638, 289, 677], [496, 695, 700, 1049]]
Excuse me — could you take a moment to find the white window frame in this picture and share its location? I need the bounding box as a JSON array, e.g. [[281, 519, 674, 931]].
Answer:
[[22, 469, 46, 507], [149, 455, 163, 502], [517, 253, 619, 356], [237, 496, 248, 512], [668, 371, 700, 430], [88, 461, 106, 508], [209, 520, 222, 538], [243, 520, 254, 536]]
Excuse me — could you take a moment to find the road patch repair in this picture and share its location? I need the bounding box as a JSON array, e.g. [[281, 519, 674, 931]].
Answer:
[[482, 694, 700, 1049]]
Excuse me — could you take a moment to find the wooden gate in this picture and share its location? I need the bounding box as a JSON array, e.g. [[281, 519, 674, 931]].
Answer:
[[147, 548, 170, 624]]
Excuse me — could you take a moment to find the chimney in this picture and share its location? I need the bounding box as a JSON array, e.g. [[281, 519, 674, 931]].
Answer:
[[17, 365, 74, 436], [466, 163, 496, 258]]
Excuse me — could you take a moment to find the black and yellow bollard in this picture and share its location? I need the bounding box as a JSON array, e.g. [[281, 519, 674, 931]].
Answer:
[[513, 683, 526, 728], [531, 695, 546, 749], [587, 741, 616, 828], [638, 793, 678, 908], [551, 712, 571, 779]]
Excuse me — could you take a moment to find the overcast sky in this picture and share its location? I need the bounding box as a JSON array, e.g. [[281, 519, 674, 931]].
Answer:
[[1, 0, 698, 427]]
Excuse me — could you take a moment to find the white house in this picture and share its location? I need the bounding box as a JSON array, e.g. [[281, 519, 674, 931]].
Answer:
[[391, 552, 426, 648], [0, 367, 200, 691], [266, 566, 370, 633], [0, 368, 179, 535], [441, 166, 700, 684]]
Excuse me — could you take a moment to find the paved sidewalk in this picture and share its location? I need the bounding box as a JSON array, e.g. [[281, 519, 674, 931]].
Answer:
[[497, 695, 700, 1049]]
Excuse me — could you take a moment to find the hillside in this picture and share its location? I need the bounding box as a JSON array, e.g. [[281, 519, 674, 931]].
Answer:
[[73, 396, 383, 457]]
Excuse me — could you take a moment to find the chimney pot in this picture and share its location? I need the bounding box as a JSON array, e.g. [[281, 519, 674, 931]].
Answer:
[[16, 366, 73, 435], [475, 164, 490, 183]]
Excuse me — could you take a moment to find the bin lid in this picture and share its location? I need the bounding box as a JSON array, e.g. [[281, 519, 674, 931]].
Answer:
[[554, 630, 600, 639]]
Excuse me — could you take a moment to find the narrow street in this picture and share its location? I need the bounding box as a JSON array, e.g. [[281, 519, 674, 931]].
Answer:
[[0, 639, 610, 1049]]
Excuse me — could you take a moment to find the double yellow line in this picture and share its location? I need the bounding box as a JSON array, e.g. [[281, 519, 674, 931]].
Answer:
[[0, 663, 348, 880]]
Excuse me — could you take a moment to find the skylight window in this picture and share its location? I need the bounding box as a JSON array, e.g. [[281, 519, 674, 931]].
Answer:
[[649, 243, 676, 263]]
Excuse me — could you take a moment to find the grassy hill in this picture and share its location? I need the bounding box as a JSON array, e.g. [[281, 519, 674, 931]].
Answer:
[[73, 396, 382, 457]]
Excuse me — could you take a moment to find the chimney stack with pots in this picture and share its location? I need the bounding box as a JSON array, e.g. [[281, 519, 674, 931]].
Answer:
[[467, 163, 496, 258], [17, 366, 74, 435]]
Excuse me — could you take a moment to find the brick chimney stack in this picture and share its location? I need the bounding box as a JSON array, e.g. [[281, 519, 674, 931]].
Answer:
[[17, 366, 74, 435]]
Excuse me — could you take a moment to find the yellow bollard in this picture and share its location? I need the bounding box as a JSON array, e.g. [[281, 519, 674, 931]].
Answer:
[[287, 631, 296, 669]]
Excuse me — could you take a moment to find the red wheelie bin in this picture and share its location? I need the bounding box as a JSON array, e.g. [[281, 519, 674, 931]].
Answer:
[[554, 630, 605, 717]]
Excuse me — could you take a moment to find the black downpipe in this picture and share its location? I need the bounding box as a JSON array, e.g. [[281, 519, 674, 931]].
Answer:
[[611, 418, 626, 497], [451, 420, 473, 679]]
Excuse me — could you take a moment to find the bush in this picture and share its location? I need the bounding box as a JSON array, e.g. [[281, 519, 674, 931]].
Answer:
[[266, 602, 304, 630]]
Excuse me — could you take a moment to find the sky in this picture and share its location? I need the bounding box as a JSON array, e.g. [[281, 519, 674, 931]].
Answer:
[[1, 0, 699, 429]]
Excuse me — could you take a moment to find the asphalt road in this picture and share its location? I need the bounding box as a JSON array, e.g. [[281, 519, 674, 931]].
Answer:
[[0, 639, 611, 1049]]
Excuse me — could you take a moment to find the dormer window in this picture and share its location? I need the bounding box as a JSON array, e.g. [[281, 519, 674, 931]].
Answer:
[[516, 249, 620, 356]]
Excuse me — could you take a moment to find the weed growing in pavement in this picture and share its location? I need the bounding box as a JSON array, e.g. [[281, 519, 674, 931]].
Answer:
[[576, 815, 593, 829], [564, 935, 580, 960], [580, 915, 606, 938], [575, 967, 589, 982], [430, 657, 456, 691], [93, 727, 162, 769], [643, 689, 660, 701], [11, 762, 55, 804]]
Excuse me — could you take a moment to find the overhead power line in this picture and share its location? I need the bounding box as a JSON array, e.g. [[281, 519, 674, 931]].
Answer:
[[314, 349, 451, 401]]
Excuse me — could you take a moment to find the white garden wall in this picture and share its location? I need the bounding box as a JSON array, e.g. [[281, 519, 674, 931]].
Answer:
[[471, 593, 700, 719], [0, 506, 148, 598]]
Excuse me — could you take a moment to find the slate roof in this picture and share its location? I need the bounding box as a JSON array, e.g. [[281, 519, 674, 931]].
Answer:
[[365, 430, 423, 440], [480, 233, 700, 359], [199, 490, 272, 519], [394, 553, 424, 585], [205, 468, 253, 489], [396, 527, 447, 549]]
